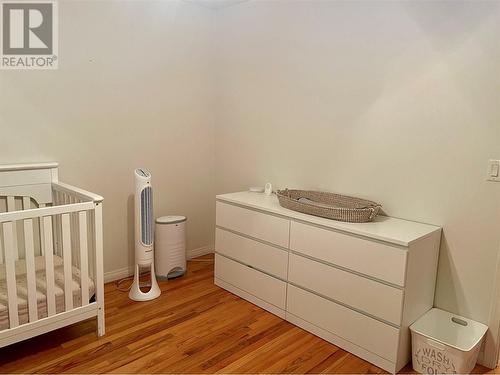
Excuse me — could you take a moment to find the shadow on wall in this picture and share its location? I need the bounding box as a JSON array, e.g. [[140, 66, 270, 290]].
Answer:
[[127, 194, 135, 268], [434, 231, 498, 355], [434, 232, 466, 316], [401, 1, 497, 51], [400, 0, 500, 124]]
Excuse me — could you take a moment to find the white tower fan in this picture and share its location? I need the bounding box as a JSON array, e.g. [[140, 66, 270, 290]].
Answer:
[[129, 168, 161, 301]]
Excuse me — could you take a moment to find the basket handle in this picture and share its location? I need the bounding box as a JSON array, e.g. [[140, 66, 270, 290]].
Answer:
[[280, 188, 290, 197], [451, 317, 468, 326]]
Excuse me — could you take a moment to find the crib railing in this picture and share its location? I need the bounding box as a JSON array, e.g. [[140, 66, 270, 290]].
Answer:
[[0, 182, 103, 334]]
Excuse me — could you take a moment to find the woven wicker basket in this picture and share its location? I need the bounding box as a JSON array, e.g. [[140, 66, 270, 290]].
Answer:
[[276, 189, 381, 223]]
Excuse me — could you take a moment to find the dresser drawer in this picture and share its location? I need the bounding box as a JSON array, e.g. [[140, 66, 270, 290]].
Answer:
[[288, 253, 403, 325], [215, 254, 287, 309], [216, 228, 288, 279], [287, 285, 399, 362], [216, 202, 289, 248], [290, 221, 407, 286]]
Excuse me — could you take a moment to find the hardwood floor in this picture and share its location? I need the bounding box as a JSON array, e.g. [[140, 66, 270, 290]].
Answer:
[[0, 254, 495, 374]]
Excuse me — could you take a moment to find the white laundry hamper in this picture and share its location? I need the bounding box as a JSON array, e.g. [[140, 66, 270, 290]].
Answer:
[[410, 308, 488, 374], [155, 215, 187, 279]]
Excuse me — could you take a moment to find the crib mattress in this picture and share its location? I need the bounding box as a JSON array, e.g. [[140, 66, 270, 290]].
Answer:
[[0, 255, 95, 331]]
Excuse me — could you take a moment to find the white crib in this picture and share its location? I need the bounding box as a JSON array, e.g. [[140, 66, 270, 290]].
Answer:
[[0, 162, 104, 348]]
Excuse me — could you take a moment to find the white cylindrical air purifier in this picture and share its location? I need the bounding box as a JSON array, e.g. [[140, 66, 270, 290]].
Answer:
[[155, 216, 187, 280], [129, 168, 161, 301]]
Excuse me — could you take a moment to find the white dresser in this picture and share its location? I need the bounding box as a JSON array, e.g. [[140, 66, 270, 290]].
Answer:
[[214, 191, 441, 373]]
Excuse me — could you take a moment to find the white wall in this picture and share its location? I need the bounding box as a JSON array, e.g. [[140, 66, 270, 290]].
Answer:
[[0, 0, 215, 276], [1, 0, 500, 365], [214, 0, 500, 362]]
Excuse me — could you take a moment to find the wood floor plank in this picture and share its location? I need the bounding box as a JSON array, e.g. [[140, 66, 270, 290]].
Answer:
[[0, 254, 496, 374]]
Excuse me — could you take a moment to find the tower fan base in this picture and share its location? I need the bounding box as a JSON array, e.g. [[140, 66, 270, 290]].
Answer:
[[129, 263, 161, 301]]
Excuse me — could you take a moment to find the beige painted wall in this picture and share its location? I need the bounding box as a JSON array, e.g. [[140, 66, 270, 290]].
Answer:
[[213, 0, 500, 357], [0, 0, 215, 275]]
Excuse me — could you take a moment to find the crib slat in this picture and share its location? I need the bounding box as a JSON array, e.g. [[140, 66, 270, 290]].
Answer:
[[3, 222, 19, 328], [0, 223, 4, 264], [71, 199, 79, 268], [22, 196, 30, 210], [70, 198, 75, 267], [23, 218, 38, 322], [39, 203, 46, 256], [54, 193, 61, 256], [6, 196, 16, 211], [6, 197, 19, 260], [79, 211, 89, 305], [43, 216, 56, 316], [88, 211, 95, 281], [62, 214, 73, 310], [21, 197, 31, 261]]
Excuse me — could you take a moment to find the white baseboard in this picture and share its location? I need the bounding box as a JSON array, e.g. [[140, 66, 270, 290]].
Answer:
[[103, 246, 213, 283], [187, 245, 214, 259], [104, 266, 134, 283]]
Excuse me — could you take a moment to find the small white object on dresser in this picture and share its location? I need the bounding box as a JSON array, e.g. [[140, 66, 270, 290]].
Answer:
[[214, 191, 442, 374]]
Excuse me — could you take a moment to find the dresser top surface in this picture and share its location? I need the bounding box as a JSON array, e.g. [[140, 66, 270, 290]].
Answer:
[[216, 191, 441, 247]]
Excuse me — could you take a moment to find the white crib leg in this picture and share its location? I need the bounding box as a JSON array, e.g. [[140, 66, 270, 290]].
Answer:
[[97, 307, 105, 337], [94, 203, 105, 337]]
